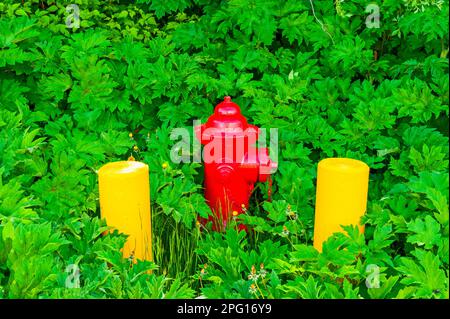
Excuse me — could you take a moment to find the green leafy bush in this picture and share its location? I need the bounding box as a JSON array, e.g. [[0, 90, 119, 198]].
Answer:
[[0, 0, 448, 298]]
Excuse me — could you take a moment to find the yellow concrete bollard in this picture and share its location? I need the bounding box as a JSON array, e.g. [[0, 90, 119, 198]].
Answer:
[[98, 160, 153, 262], [313, 158, 370, 252]]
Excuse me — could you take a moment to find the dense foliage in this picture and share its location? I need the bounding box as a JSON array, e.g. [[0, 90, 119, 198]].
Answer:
[[0, 0, 448, 299]]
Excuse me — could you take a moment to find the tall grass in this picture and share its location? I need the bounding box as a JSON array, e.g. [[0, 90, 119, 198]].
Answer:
[[151, 206, 203, 290]]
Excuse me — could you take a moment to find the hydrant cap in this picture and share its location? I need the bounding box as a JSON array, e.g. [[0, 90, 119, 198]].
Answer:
[[205, 96, 249, 131], [216, 96, 240, 116]]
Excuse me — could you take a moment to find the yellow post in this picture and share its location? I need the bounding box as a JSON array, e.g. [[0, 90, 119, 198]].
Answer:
[[313, 158, 370, 252], [98, 161, 153, 262]]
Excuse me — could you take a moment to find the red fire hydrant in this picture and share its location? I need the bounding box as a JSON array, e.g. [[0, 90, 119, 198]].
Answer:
[[195, 96, 277, 231]]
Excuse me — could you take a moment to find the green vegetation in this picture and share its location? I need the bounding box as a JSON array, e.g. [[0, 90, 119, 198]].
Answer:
[[0, 0, 448, 298]]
